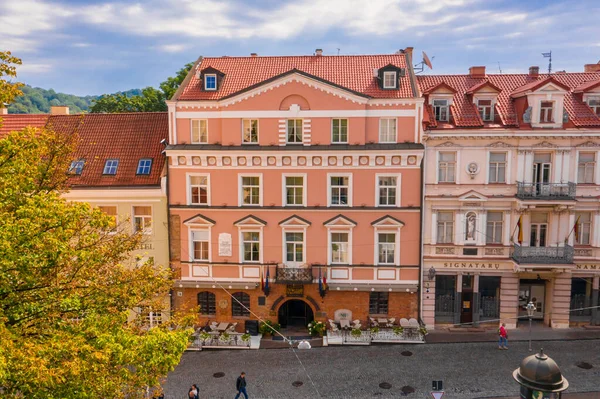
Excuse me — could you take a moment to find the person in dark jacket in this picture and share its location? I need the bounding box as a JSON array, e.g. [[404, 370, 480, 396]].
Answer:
[[235, 372, 248, 399]]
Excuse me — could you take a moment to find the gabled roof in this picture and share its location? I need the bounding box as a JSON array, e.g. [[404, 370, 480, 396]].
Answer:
[[465, 80, 502, 95], [177, 53, 416, 101], [422, 81, 457, 94], [510, 76, 571, 98], [233, 214, 267, 226], [0, 114, 49, 136], [573, 79, 600, 93]]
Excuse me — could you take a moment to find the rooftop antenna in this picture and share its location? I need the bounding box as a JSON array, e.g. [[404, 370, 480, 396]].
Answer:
[[542, 51, 552, 74], [337, 48, 340, 55], [497, 61, 502, 74], [414, 51, 434, 74]]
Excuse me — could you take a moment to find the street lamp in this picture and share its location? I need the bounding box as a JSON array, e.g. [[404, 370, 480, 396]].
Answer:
[[526, 301, 536, 352], [513, 349, 568, 398]]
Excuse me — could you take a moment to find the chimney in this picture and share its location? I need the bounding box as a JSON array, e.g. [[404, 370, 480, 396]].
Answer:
[[403, 47, 414, 57], [469, 66, 486, 78], [0, 107, 7, 115], [315, 48, 323, 56], [529, 66, 539, 77], [50, 106, 69, 115], [584, 62, 600, 73], [250, 53, 257, 57]]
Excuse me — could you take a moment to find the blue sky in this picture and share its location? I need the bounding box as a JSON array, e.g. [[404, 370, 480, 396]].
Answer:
[[2, 0, 599, 96]]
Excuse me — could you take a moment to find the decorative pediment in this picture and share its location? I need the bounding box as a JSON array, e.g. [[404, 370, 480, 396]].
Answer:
[[183, 214, 216, 226], [436, 141, 461, 148], [279, 214, 311, 227], [458, 191, 487, 202], [576, 141, 600, 148], [532, 141, 558, 148], [323, 214, 357, 227], [233, 215, 267, 227], [487, 141, 513, 148], [423, 82, 457, 95], [371, 215, 405, 227], [466, 81, 502, 95]]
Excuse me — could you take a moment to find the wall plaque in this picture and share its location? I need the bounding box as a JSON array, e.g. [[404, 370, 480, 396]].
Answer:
[[286, 284, 304, 297], [218, 233, 232, 256]]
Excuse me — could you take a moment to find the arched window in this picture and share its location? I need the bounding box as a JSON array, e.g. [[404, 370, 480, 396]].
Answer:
[[231, 292, 250, 317], [197, 291, 216, 315]]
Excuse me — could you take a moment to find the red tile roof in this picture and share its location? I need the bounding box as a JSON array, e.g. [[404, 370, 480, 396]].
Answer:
[[510, 76, 571, 98], [177, 54, 416, 100], [0, 114, 49, 136], [417, 72, 600, 129], [47, 113, 168, 188]]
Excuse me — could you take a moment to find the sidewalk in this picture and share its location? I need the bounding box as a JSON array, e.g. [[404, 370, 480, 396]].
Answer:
[[481, 393, 600, 399], [427, 325, 600, 344]]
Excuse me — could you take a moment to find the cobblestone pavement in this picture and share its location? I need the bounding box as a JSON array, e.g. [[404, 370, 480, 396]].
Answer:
[[163, 340, 600, 399]]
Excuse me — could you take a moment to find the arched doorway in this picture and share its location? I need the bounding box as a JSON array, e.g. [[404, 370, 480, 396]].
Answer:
[[277, 299, 314, 328]]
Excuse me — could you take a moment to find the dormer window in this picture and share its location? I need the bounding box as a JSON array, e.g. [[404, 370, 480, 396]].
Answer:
[[136, 158, 153, 175], [540, 101, 554, 123], [204, 74, 217, 91], [383, 71, 397, 89], [69, 159, 85, 175], [588, 97, 600, 116], [477, 99, 494, 121], [433, 99, 449, 122], [103, 159, 119, 175]]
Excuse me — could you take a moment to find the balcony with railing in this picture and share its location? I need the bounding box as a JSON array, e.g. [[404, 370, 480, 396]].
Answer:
[[516, 182, 576, 201], [512, 244, 574, 265], [275, 265, 313, 284]]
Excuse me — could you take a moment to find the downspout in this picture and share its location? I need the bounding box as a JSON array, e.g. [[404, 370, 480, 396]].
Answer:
[[165, 146, 174, 318], [418, 139, 425, 325]]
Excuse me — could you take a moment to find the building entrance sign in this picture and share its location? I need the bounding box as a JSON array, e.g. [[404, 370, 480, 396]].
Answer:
[[286, 284, 304, 297]]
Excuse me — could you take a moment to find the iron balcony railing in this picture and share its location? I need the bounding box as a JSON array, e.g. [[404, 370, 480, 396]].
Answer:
[[516, 181, 576, 200], [512, 244, 574, 264], [275, 265, 313, 284]]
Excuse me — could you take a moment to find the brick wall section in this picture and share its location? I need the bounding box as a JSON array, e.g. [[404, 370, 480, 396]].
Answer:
[[172, 284, 418, 332], [500, 275, 519, 329], [169, 214, 181, 261], [551, 274, 572, 328]]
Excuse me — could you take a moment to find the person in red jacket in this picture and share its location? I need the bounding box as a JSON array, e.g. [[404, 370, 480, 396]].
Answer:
[[498, 323, 508, 350]]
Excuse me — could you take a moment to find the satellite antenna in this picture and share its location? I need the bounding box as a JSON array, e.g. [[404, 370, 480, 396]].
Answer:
[[337, 48, 340, 55], [414, 51, 434, 74], [542, 51, 552, 74], [497, 62, 502, 74]]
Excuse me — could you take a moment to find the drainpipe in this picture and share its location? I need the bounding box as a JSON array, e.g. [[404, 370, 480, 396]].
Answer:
[[164, 147, 174, 319], [418, 137, 426, 326]]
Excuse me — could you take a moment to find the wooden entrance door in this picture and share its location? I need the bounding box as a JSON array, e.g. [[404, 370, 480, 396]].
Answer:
[[460, 275, 474, 324]]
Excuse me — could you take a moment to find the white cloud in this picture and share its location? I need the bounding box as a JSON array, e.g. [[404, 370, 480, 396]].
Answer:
[[156, 44, 188, 53], [17, 62, 53, 74]]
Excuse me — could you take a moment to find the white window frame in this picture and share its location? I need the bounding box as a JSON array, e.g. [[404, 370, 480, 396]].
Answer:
[[103, 159, 119, 175], [238, 174, 263, 207], [136, 158, 153, 175], [190, 229, 211, 262], [373, 228, 401, 266], [282, 229, 306, 267], [328, 230, 351, 265], [327, 173, 352, 207], [375, 174, 401, 207], [436, 211, 454, 244], [488, 152, 508, 184], [242, 119, 259, 144], [69, 159, 85, 175], [331, 118, 348, 144], [437, 151, 457, 183], [378, 118, 397, 143], [587, 96, 600, 116], [191, 119, 208, 144], [486, 211, 504, 244], [577, 151, 596, 184], [98, 205, 118, 233], [433, 99, 449, 122], [286, 119, 303, 144], [282, 174, 307, 207], [204, 73, 217, 91], [383, 71, 397, 89], [186, 173, 210, 205], [239, 229, 262, 263], [539, 100, 555, 123], [575, 212, 592, 246], [132, 205, 152, 235], [477, 99, 494, 121]]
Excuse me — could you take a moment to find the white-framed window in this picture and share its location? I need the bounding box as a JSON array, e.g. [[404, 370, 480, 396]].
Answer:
[[377, 175, 400, 206], [486, 211, 503, 244], [379, 118, 397, 143], [438, 152, 456, 183], [189, 175, 209, 205], [98, 205, 118, 232], [285, 232, 305, 264], [103, 159, 119, 175], [330, 232, 349, 264], [69, 159, 85, 175], [191, 230, 210, 261], [242, 119, 259, 144], [433, 99, 449, 122], [287, 119, 303, 143], [576, 212, 592, 245], [241, 231, 261, 263], [539, 101, 554, 123], [329, 174, 351, 206], [283, 175, 305, 206], [437, 211, 454, 244], [136, 158, 152, 175], [383, 71, 397, 89], [488, 152, 507, 183], [133, 206, 152, 234], [191, 119, 208, 143], [331, 118, 348, 143], [577, 152, 596, 184], [588, 97, 600, 116], [477, 99, 494, 121], [377, 233, 396, 265], [204, 74, 217, 90], [240, 175, 261, 206]]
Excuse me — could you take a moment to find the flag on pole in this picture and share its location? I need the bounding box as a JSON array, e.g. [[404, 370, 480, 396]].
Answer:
[[260, 267, 264, 291], [318, 267, 324, 298], [574, 215, 581, 242], [323, 272, 328, 293], [264, 266, 270, 297], [517, 215, 523, 244]]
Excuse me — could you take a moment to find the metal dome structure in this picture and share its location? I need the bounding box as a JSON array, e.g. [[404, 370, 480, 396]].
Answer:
[[513, 349, 569, 397]]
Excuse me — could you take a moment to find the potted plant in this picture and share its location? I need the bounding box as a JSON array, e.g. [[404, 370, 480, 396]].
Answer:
[[199, 331, 212, 342], [350, 328, 362, 338], [259, 320, 281, 336], [307, 321, 326, 337], [370, 326, 380, 334], [392, 326, 404, 336], [241, 333, 251, 342], [419, 326, 428, 336], [219, 332, 231, 343]]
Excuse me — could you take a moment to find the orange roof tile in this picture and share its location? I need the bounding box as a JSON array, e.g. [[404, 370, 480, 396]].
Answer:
[[178, 54, 416, 100], [0, 114, 49, 136]]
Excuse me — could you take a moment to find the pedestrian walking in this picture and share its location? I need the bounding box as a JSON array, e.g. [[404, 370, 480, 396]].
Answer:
[[498, 322, 508, 350], [235, 372, 248, 399], [188, 384, 199, 399]]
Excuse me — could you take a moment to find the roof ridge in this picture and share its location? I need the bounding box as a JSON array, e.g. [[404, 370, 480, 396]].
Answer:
[[201, 54, 406, 59]]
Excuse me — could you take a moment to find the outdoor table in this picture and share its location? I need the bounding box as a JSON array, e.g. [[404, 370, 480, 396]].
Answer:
[[339, 319, 351, 329], [377, 318, 388, 325], [217, 322, 229, 332]]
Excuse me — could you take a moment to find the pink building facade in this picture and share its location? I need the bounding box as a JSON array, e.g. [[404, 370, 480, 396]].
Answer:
[[166, 50, 425, 329]]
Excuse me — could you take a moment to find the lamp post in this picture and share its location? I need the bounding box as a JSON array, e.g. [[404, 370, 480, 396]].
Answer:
[[526, 301, 536, 351], [513, 349, 568, 398]]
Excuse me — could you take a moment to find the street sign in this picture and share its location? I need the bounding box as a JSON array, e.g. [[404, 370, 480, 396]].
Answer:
[[431, 392, 444, 399]]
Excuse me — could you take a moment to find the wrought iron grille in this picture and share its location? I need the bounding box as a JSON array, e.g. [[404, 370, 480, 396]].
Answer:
[[275, 266, 313, 284], [516, 181, 576, 200], [480, 296, 500, 319], [512, 244, 574, 264], [570, 294, 592, 317]]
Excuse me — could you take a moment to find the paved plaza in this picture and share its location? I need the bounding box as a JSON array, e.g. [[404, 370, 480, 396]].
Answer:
[[163, 339, 600, 399]]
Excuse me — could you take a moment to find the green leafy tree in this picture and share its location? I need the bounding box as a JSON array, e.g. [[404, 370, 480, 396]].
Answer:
[[160, 62, 194, 100], [0, 51, 24, 106]]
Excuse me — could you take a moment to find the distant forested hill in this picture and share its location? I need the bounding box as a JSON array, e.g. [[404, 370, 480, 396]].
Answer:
[[7, 86, 143, 114]]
